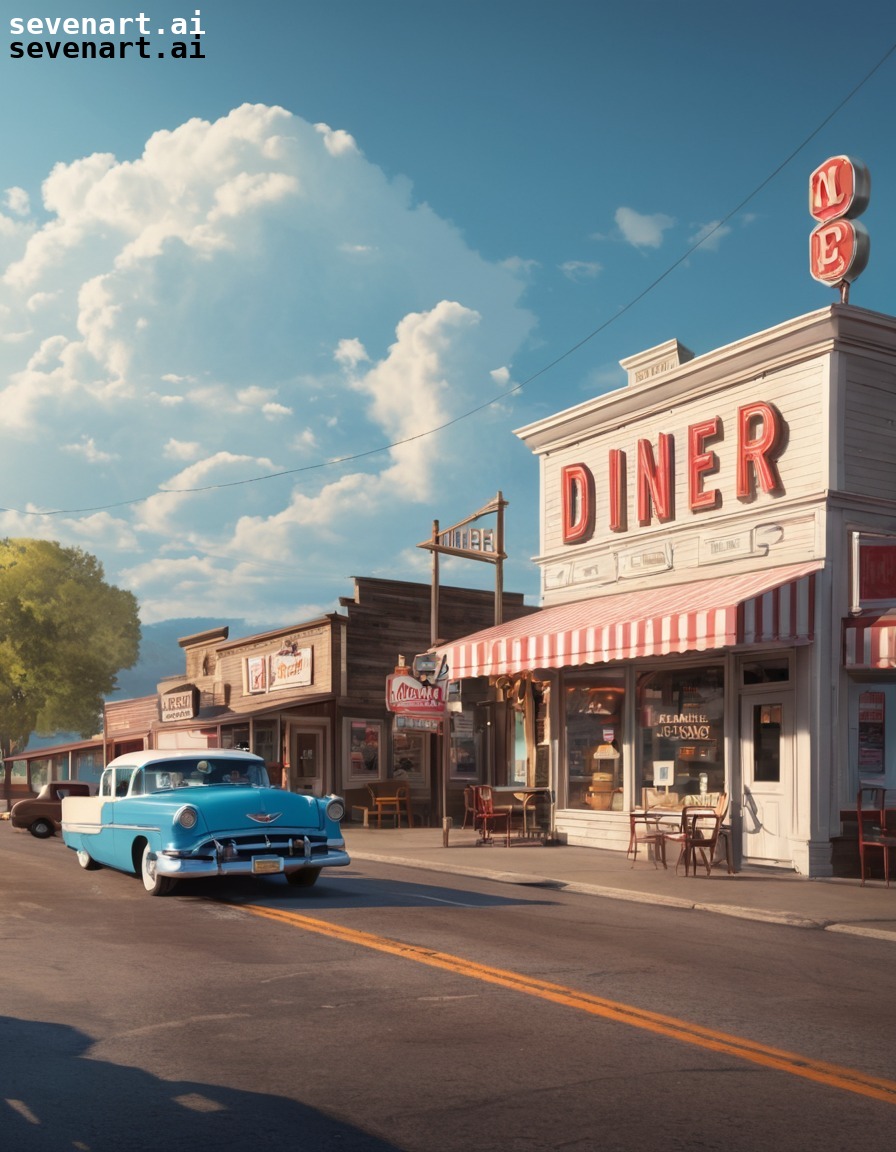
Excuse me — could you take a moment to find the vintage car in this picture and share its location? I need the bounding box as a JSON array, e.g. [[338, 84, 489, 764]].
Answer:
[[61, 748, 350, 896], [10, 781, 92, 839]]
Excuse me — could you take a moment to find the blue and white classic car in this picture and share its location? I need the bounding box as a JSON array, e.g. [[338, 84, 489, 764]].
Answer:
[[61, 748, 350, 896]]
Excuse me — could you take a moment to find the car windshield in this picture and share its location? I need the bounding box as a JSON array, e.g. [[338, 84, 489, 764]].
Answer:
[[134, 760, 270, 793]]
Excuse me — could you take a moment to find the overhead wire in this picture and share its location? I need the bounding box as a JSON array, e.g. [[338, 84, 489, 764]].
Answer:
[[3, 39, 895, 521]]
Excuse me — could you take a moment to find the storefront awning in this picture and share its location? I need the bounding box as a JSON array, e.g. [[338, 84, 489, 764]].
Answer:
[[843, 614, 896, 669], [437, 560, 821, 679]]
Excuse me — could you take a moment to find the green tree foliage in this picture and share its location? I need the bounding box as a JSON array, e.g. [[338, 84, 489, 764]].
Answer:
[[0, 539, 140, 758]]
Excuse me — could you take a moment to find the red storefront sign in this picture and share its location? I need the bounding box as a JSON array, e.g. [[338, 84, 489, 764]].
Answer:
[[808, 155, 870, 288], [385, 671, 446, 716]]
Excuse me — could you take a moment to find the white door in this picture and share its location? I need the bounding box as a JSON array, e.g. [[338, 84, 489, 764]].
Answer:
[[289, 725, 324, 796], [740, 694, 793, 865]]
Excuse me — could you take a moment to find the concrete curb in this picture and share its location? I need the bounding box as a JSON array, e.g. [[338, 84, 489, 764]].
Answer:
[[350, 850, 896, 940]]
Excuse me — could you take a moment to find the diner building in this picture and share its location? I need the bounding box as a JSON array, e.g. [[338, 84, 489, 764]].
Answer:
[[436, 305, 896, 876]]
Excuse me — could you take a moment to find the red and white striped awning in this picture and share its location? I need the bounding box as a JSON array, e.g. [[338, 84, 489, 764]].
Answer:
[[437, 560, 821, 680], [843, 615, 896, 668]]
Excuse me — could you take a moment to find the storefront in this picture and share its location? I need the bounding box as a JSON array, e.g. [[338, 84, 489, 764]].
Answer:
[[95, 578, 534, 825], [438, 305, 896, 876]]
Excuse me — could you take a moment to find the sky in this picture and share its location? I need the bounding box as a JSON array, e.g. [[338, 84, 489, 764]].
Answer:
[[2, 1, 896, 649]]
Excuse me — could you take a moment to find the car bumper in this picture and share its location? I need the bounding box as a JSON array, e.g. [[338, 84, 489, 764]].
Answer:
[[155, 838, 351, 879]]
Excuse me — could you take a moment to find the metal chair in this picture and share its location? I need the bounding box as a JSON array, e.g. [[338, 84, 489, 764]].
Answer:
[[471, 785, 512, 846]]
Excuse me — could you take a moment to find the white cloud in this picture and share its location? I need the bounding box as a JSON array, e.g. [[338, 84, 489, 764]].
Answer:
[[689, 219, 731, 252], [615, 206, 676, 249], [63, 436, 118, 464], [314, 122, 361, 157], [4, 187, 30, 216], [0, 103, 536, 627], [164, 438, 202, 461], [559, 260, 602, 281]]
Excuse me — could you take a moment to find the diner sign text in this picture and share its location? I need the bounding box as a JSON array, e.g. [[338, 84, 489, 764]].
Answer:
[[562, 401, 784, 544]]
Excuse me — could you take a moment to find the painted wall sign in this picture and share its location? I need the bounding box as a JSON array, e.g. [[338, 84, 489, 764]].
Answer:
[[269, 643, 313, 690], [161, 685, 198, 723], [809, 155, 870, 290]]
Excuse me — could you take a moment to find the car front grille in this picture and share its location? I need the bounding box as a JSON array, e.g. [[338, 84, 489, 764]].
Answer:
[[197, 833, 332, 862]]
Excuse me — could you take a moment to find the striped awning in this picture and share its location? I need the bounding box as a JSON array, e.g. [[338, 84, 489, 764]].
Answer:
[[843, 615, 896, 668], [437, 560, 821, 680]]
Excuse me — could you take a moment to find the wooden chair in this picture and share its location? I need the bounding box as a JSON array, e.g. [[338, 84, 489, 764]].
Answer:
[[628, 818, 667, 868], [366, 783, 409, 828], [471, 785, 512, 846], [857, 784, 896, 886], [462, 787, 476, 830], [664, 792, 731, 876]]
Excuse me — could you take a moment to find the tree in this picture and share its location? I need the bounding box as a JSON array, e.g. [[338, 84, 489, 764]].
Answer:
[[0, 539, 141, 760]]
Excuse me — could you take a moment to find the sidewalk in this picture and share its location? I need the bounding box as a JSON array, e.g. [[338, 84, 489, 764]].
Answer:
[[342, 824, 896, 943]]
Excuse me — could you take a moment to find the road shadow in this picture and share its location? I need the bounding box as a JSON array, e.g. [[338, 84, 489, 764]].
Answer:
[[176, 869, 558, 910], [1, 1015, 400, 1152]]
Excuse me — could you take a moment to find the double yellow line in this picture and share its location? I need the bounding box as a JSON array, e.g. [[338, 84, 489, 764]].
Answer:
[[242, 903, 896, 1106]]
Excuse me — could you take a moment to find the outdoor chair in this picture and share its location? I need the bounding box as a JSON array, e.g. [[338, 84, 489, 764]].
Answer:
[[663, 792, 731, 876], [857, 784, 896, 886], [471, 785, 513, 846], [366, 783, 410, 828]]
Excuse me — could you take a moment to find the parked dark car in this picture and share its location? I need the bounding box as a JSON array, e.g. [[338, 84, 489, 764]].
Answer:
[[10, 781, 92, 839]]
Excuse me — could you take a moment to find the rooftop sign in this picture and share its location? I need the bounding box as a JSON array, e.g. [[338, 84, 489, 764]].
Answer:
[[809, 155, 870, 300]]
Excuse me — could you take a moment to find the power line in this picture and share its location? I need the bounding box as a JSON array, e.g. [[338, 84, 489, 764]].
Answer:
[[4, 40, 895, 521]]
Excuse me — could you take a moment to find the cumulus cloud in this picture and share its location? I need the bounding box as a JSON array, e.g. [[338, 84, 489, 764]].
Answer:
[[615, 206, 676, 249], [0, 103, 535, 624]]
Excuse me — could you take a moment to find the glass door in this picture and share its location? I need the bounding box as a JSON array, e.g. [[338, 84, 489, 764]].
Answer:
[[740, 694, 793, 864]]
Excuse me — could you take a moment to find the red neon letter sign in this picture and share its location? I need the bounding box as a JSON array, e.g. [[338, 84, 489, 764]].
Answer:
[[736, 402, 783, 498], [608, 448, 626, 532], [688, 417, 721, 511], [636, 434, 673, 525], [561, 463, 595, 544]]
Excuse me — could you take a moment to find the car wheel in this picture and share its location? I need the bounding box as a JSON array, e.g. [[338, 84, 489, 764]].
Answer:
[[77, 848, 101, 870], [29, 818, 55, 839], [285, 867, 321, 888], [140, 842, 176, 896]]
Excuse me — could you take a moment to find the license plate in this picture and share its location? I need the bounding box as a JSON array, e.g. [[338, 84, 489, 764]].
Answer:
[[252, 856, 283, 875]]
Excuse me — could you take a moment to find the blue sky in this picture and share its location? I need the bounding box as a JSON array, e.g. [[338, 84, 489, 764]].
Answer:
[[2, 2, 895, 636]]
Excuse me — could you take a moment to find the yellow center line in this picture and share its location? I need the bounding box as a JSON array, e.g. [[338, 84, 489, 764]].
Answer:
[[240, 902, 896, 1106]]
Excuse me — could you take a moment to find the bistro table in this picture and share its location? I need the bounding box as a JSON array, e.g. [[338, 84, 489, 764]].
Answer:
[[494, 786, 553, 838]]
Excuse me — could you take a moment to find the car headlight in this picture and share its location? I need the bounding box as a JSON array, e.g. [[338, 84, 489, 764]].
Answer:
[[325, 797, 345, 822], [175, 805, 199, 830]]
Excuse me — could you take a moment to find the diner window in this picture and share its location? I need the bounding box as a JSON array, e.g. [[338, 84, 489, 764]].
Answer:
[[637, 665, 725, 800], [564, 673, 625, 810]]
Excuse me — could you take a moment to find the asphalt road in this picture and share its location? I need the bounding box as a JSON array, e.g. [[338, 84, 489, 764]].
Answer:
[[3, 824, 896, 1152]]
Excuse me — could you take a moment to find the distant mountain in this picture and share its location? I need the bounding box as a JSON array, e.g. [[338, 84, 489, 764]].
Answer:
[[108, 617, 242, 699], [24, 616, 269, 752]]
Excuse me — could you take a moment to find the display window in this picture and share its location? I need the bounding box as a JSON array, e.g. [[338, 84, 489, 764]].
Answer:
[[564, 672, 625, 810], [637, 665, 725, 801]]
